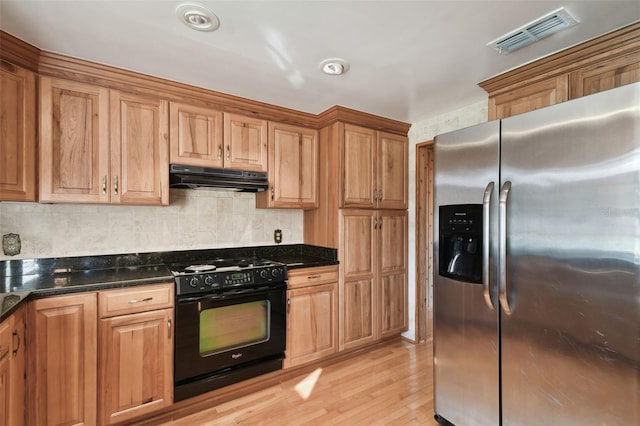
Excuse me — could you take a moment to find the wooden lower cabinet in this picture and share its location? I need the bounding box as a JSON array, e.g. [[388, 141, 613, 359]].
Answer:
[[339, 209, 408, 351], [0, 306, 26, 426], [28, 293, 98, 426], [9, 306, 26, 426], [0, 319, 10, 426], [98, 308, 173, 425], [285, 266, 338, 368]]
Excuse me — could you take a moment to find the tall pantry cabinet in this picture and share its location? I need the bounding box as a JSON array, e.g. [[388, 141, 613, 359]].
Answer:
[[305, 110, 409, 351]]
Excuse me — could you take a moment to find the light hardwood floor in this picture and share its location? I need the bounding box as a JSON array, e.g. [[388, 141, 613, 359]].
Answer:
[[166, 339, 439, 425]]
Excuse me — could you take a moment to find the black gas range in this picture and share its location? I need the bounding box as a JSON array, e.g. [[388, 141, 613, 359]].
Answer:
[[169, 257, 288, 402], [169, 257, 287, 297]]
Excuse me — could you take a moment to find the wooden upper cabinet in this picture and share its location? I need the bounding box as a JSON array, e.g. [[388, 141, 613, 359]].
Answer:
[[110, 91, 169, 206], [570, 51, 640, 98], [223, 113, 268, 172], [341, 124, 407, 209], [169, 102, 223, 168], [256, 122, 318, 209], [342, 124, 376, 208], [0, 61, 36, 202], [488, 75, 569, 120], [480, 22, 640, 119], [40, 77, 169, 205], [377, 131, 408, 209], [40, 77, 110, 203]]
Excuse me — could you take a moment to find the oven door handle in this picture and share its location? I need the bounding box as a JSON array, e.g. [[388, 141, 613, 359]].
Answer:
[[178, 284, 286, 304]]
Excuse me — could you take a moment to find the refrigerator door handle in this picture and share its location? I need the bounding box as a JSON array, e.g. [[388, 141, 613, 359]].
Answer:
[[499, 181, 514, 315], [482, 181, 496, 310]]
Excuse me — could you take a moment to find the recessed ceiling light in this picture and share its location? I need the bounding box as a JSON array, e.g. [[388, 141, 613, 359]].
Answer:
[[176, 2, 220, 32], [319, 58, 350, 76]]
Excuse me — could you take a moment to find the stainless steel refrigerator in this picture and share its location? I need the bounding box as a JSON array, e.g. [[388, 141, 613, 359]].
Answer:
[[433, 82, 639, 426]]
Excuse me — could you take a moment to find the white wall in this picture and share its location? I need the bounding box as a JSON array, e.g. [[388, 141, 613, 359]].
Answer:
[[0, 189, 303, 260], [403, 100, 489, 341]]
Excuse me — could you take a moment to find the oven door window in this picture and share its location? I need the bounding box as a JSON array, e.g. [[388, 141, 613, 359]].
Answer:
[[199, 300, 270, 356]]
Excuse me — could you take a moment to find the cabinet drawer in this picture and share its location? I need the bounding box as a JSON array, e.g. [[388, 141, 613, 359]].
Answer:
[[0, 320, 10, 360], [287, 266, 338, 289], [99, 283, 174, 318]]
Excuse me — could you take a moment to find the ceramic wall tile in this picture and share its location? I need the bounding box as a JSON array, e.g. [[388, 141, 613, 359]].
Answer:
[[0, 189, 304, 260]]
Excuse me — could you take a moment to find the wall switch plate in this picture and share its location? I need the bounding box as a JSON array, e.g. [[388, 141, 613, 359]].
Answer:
[[274, 229, 282, 244], [2, 233, 21, 256]]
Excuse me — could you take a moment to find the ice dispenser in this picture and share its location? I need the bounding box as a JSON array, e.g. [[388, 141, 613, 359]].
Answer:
[[439, 204, 483, 283]]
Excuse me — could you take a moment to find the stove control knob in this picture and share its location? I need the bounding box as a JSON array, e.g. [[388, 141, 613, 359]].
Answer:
[[189, 277, 199, 288], [271, 268, 281, 278], [204, 275, 214, 286], [259, 270, 268, 279]]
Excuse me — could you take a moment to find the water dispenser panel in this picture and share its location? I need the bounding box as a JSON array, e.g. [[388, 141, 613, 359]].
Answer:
[[439, 204, 483, 284]]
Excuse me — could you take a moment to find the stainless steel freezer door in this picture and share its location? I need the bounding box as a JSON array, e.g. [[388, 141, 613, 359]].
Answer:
[[433, 121, 500, 426], [500, 83, 640, 426]]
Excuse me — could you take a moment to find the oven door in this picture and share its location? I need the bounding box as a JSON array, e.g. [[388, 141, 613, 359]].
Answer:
[[174, 283, 286, 384]]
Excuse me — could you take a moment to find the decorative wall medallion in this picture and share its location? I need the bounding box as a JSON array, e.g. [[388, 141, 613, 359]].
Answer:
[[2, 233, 21, 256]]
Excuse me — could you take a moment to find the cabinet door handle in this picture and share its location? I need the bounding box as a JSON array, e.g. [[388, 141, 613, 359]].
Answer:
[[271, 187, 275, 201], [218, 144, 223, 160], [226, 145, 231, 160], [12, 330, 21, 355], [128, 297, 153, 304], [102, 176, 107, 195], [113, 176, 119, 195], [378, 189, 383, 202], [287, 298, 291, 314], [373, 217, 378, 230], [379, 217, 383, 229], [167, 319, 172, 338]]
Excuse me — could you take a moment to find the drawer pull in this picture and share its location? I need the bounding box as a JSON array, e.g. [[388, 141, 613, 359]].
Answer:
[[12, 331, 20, 355], [128, 297, 153, 304], [307, 275, 322, 279]]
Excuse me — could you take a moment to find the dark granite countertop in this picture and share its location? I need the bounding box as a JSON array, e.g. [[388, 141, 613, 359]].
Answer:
[[0, 244, 337, 323]]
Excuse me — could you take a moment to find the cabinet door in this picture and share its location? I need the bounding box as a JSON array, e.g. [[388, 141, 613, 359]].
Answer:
[[0, 61, 36, 201], [110, 91, 169, 206], [378, 210, 408, 337], [0, 352, 8, 426], [29, 293, 97, 426], [257, 122, 318, 208], [570, 52, 640, 98], [223, 113, 267, 172], [285, 282, 338, 368], [339, 209, 378, 350], [40, 77, 110, 203], [0, 319, 9, 426], [377, 132, 407, 209], [342, 124, 376, 208], [169, 102, 223, 168], [9, 306, 26, 426], [488, 75, 569, 120], [99, 308, 173, 425]]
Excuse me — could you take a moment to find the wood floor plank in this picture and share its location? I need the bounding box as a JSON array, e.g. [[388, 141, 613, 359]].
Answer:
[[163, 340, 439, 425]]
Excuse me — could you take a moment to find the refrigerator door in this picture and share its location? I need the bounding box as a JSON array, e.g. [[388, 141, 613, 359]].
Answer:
[[500, 83, 640, 425], [433, 121, 500, 426]]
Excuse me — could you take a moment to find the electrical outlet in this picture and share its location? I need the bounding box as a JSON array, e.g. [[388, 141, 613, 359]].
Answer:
[[274, 229, 282, 244]]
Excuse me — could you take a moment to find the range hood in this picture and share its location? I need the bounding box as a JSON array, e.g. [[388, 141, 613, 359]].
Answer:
[[169, 164, 268, 192]]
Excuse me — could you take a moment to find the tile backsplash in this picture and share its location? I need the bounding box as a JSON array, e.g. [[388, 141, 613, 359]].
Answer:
[[0, 189, 303, 260]]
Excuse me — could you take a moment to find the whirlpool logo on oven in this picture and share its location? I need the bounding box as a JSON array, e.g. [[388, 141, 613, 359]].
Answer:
[[231, 352, 243, 360]]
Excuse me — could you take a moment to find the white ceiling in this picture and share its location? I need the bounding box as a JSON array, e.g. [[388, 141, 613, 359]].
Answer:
[[1, 1, 639, 123]]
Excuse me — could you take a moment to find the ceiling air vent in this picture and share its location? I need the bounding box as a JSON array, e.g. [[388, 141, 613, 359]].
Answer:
[[487, 7, 579, 55]]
